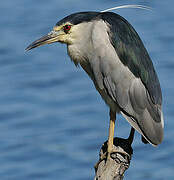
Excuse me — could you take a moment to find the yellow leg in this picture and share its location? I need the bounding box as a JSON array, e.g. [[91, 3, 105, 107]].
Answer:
[[107, 109, 116, 158]]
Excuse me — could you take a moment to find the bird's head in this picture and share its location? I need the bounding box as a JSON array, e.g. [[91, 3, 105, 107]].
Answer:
[[26, 12, 100, 51]]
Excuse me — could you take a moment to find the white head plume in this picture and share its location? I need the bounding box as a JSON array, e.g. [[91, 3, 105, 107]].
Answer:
[[101, 4, 152, 13]]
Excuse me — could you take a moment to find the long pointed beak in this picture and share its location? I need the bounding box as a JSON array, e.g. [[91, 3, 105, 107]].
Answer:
[[26, 30, 61, 51]]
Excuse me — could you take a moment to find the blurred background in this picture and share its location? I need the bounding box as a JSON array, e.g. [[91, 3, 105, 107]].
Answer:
[[0, 0, 173, 179]]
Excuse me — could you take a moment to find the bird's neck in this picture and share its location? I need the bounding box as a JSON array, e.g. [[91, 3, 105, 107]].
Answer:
[[67, 40, 92, 66]]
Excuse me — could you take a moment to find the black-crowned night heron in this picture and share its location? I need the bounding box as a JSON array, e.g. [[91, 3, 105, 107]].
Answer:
[[26, 11, 164, 159]]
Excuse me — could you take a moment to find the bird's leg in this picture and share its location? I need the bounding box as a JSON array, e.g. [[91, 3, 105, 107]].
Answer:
[[107, 109, 116, 159], [95, 110, 116, 168], [95, 115, 134, 169], [128, 127, 135, 144]]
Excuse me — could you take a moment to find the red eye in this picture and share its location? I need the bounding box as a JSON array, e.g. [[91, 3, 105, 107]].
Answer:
[[63, 25, 71, 33]]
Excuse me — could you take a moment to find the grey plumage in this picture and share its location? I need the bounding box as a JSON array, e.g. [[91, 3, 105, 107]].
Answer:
[[95, 12, 163, 145], [26, 11, 164, 146]]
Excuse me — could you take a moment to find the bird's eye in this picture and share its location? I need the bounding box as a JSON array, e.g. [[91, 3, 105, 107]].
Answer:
[[63, 25, 71, 33]]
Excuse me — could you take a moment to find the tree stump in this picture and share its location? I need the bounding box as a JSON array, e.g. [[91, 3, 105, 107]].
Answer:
[[94, 137, 133, 180]]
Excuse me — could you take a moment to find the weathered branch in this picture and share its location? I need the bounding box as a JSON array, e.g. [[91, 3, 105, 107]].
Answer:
[[94, 137, 133, 180]]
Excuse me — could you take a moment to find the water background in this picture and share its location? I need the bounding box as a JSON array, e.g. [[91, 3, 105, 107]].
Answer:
[[0, 0, 173, 179]]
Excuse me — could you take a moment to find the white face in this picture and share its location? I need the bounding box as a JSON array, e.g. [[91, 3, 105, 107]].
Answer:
[[51, 22, 75, 44], [52, 21, 94, 45]]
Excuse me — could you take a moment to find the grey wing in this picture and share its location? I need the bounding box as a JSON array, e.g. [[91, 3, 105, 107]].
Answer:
[[101, 12, 162, 105], [90, 55, 164, 146], [89, 13, 164, 145]]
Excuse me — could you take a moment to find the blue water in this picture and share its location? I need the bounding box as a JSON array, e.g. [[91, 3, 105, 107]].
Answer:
[[0, 0, 173, 179]]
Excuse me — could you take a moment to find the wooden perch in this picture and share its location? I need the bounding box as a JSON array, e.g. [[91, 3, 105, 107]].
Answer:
[[94, 135, 133, 180]]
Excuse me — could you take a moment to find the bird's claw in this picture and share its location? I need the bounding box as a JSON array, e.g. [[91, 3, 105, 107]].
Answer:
[[94, 149, 130, 170]]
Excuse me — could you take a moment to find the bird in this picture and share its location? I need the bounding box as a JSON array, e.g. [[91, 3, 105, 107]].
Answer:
[[26, 10, 164, 159]]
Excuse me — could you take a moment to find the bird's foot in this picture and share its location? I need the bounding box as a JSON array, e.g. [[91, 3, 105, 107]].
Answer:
[[94, 148, 130, 170]]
